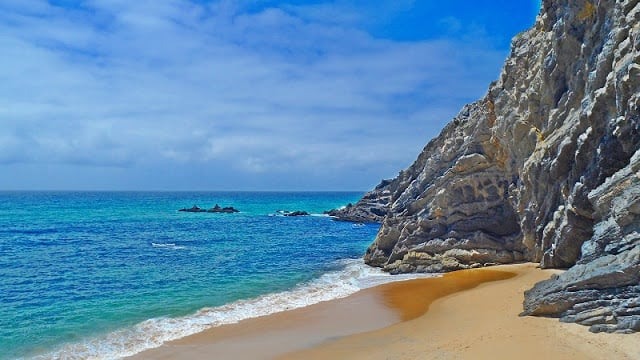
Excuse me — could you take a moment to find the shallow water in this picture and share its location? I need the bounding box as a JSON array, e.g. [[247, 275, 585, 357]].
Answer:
[[0, 191, 385, 359]]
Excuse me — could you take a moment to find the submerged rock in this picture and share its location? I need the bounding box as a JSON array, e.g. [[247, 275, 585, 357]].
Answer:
[[349, 0, 640, 332]]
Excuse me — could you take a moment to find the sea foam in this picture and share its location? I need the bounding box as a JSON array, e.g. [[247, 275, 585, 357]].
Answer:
[[150, 242, 186, 250], [33, 259, 434, 360]]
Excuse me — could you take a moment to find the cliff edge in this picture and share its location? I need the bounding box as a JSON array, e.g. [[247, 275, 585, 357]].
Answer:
[[355, 0, 640, 332]]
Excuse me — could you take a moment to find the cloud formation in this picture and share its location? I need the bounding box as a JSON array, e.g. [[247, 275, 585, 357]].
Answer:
[[0, 0, 536, 190]]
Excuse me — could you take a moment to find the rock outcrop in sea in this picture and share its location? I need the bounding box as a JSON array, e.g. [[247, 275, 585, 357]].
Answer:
[[179, 205, 240, 213], [350, 0, 640, 332], [275, 210, 310, 217]]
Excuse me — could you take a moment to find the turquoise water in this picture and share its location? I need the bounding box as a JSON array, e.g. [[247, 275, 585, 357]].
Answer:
[[0, 192, 383, 359]]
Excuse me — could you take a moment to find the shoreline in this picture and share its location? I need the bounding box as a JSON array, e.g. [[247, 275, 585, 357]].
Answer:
[[283, 263, 640, 360], [125, 263, 640, 360], [128, 267, 514, 359]]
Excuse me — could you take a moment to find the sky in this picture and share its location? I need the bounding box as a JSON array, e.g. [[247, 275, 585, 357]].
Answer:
[[0, 0, 540, 191]]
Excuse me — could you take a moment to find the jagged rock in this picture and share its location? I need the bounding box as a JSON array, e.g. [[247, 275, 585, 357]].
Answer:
[[324, 179, 395, 222], [207, 204, 240, 213], [349, 0, 640, 332], [179, 205, 207, 213], [274, 210, 310, 217], [522, 151, 640, 332], [283, 210, 310, 217], [179, 204, 240, 213]]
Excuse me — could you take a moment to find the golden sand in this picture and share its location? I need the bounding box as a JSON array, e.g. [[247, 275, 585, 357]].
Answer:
[[282, 264, 640, 360], [131, 263, 640, 360]]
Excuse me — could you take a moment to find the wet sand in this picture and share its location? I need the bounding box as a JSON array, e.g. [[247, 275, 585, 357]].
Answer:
[[131, 263, 640, 360], [127, 283, 403, 360]]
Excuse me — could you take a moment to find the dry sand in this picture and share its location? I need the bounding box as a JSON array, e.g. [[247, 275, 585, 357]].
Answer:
[[131, 263, 640, 360]]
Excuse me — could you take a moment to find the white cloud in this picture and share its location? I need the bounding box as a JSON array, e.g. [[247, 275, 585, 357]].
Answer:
[[0, 0, 507, 190]]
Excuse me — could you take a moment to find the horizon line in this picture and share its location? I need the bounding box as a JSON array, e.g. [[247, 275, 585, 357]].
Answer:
[[0, 189, 369, 193]]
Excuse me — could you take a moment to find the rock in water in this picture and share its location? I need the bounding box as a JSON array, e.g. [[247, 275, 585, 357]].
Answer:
[[207, 205, 240, 213], [283, 211, 310, 217], [353, 0, 640, 332], [179, 204, 240, 213], [179, 205, 207, 213]]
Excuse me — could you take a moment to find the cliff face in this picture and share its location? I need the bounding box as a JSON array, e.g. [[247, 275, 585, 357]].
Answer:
[[357, 0, 640, 332]]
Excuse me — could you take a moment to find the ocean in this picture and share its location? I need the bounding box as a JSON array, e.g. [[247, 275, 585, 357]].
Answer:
[[0, 191, 394, 359]]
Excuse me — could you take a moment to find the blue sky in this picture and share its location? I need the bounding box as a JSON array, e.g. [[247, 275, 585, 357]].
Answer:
[[0, 0, 539, 191]]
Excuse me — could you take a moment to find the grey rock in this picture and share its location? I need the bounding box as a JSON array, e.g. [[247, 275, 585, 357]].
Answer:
[[207, 204, 240, 213], [179, 204, 240, 213], [179, 205, 207, 213], [354, 0, 640, 332], [283, 210, 310, 217], [325, 179, 395, 223]]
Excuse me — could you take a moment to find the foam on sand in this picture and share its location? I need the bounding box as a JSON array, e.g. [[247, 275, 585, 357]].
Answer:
[[33, 259, 434, 360]]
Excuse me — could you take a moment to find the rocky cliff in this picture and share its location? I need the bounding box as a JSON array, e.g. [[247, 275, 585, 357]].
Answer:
[[326, 179, 395, 222], [353, 0, 640, 332]]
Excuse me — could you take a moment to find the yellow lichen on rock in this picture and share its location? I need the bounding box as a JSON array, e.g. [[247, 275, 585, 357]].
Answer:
[[532, 126, 544, 142], [486, 99, 497, 127], [578, 1, 596, 21], [486, 136, 508, 168]]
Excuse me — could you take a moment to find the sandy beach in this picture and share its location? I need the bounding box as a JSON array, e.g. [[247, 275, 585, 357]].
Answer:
[[131, 263, 640, 360]]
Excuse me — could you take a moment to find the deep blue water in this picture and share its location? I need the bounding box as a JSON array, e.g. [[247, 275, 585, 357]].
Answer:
[[0, 192, 381, 359]]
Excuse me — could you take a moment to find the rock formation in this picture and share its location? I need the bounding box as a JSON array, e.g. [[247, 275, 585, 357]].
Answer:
[[281, 210, 310, 217], [521, 150, 640, 333], [179, 205, 240, 213], [208, 205, 240, 213], [179, 205, 207, 213], [351, 0, 640, 332], [325, 179, 394, 222]]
